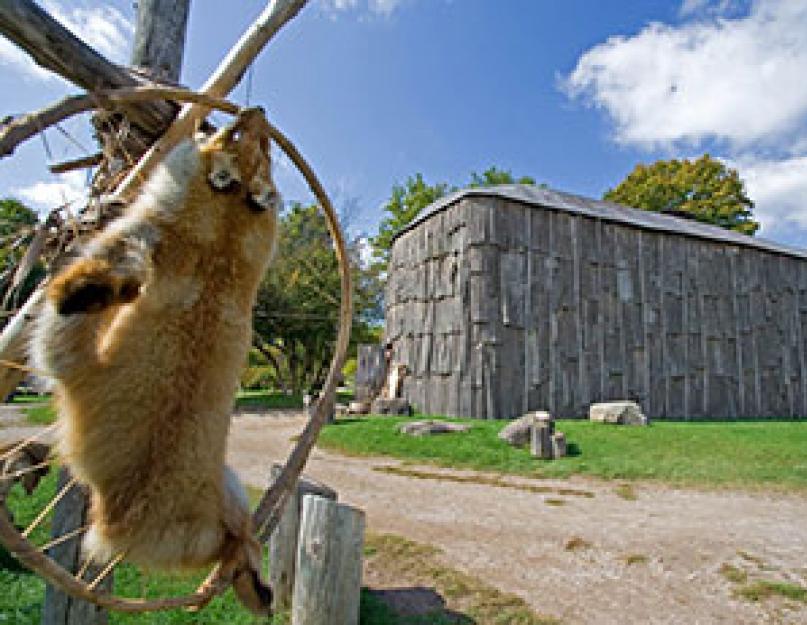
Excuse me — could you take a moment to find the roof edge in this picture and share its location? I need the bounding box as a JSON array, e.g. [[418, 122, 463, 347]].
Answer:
[[390, 184, 807, 260]]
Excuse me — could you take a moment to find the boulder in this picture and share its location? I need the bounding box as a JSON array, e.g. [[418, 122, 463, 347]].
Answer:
[[371, 397, 412, 416], [530, 422, 554, 459], [589, 401, 647, 425], [397, 420, 470, 436], [499, 411, 553, 447], [347, 400, 371, 415]]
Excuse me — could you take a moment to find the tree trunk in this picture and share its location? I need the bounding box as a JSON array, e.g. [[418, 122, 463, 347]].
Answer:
[[131, 0, 190, 83]]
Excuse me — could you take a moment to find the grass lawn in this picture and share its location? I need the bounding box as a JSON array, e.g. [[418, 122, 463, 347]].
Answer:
[[0, 467, 399, 625], [235, 389, 354, 411], [318, 416, 807, 492]]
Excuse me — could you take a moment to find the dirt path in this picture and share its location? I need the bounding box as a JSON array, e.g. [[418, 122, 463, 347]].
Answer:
[[228, 413, 807, 625]]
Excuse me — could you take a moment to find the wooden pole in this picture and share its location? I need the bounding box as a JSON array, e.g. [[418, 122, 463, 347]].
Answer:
[[41, 470, 111, 625], [268, 465, 337, 611], [291, 495, 365, 625], [131, 0, 190, 83]]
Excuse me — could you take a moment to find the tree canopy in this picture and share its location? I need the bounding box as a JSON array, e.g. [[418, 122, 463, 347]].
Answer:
[[370, 166, 538, 270], [252, 202, 382, 394], [0, 198, 43, 310], [604, 155, 758, 236]]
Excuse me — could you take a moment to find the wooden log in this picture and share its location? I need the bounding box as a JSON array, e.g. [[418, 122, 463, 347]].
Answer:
[[42, 469, 111, 625], [130, 0, 190, 83], [551, 432, 567, 458], [355, 344, 386, 401], [291, 495, 365, 625], [0, 0, 176, 137], [530, 422, 553, 459], [268, 465, 337, 612]]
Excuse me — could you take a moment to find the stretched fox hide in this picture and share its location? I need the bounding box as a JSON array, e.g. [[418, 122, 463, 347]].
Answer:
[[30, 109, 278, 615]]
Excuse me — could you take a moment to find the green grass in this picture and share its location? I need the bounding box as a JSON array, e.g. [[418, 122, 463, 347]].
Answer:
[[235, 389, 354, 411], [318, 416, 807, 491], [23, 402, 57, 425], [9, 394, 50, 405], [735, 580, 807, 603], [0, 466, 393, 625]]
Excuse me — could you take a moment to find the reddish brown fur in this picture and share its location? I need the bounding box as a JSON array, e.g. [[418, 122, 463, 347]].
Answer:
[[31, 110, 278, 614]]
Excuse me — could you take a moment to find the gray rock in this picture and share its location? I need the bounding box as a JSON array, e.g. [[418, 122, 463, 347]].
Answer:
[[371, 397, 412, 416], [498, 411, 553, 447], [347, 400, 371, 415], [398, 420, 470, 436], [589, 401, 648, 425]]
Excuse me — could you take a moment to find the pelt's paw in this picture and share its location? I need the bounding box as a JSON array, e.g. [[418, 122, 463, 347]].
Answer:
[[49, 259, 142, 316]]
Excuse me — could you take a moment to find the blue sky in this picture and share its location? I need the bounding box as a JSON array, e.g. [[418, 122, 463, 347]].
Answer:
[[1, 0, 806, 247]]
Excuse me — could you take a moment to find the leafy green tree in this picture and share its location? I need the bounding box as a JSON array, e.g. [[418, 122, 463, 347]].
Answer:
[[469, 166, 535, 188], [604, 155, 758, 235], [369, 174, 448, 270], [0, 198, 43, 310], [253, 203, 382, 394], [370, 167, 538, 270]]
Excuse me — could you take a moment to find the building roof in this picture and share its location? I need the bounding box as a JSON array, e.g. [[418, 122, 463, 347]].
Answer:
[[392, 184, 807, 260]]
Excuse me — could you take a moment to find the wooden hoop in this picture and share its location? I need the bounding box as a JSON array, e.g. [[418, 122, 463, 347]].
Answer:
[[0, 86, 352, 612]]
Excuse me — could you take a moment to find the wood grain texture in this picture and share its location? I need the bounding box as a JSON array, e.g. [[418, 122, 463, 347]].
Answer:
[[387, 195, 807, 420]]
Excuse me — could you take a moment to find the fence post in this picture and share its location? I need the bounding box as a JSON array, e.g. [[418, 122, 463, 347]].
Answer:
[[268, 465, 337, 611], [42, 468, 112, 625], [291, 495, 365, 625]]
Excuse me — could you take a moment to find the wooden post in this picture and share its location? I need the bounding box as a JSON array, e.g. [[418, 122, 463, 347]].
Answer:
[[131, 0, 190, 83], [268, 465, 336, 611], [530, 422, 554, 459], [291, 495, 365, 625], [42, 469, 111, 625], [355, 344, 386, 401]]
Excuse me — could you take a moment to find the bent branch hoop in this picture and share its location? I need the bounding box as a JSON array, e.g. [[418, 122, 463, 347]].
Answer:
[[0, 85, 352, 613]]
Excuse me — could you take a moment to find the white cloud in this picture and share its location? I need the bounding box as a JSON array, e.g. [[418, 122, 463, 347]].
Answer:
[[0, 1, 133, 81], [563, 0, 807, 149], [42, 1, 133, 64], [15, 171, 89, 216], [320, 0, 406, 17], [0, 38, 55, 81], [729, 155, 807, 237]]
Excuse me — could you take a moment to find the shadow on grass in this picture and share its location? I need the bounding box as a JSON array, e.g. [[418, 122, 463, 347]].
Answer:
[[566, 442, 581, 457], [367, 587, 475, 624]]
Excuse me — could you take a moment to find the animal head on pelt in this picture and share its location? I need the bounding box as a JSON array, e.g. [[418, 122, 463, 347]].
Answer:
[[30, 108, 280, 615]]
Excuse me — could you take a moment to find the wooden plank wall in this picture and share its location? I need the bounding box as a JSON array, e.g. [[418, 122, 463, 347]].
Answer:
[[386, 197, 807, 419]]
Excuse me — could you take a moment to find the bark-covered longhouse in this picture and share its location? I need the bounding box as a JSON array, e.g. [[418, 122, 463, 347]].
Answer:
[[384, 185, 807, 420]]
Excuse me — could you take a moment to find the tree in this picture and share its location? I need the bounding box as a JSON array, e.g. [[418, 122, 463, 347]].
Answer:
[[369, 174, 448, 270], [468, 166, 535, 188], [604, 155, 759, 235], [370, 166, 538, 270], [253, 202, 382, 394], [0, 198, 43, 310]]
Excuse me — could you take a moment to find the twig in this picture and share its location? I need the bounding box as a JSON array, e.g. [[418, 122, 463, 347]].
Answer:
[[87, 551, 126, 591], [49, 152, 103, 174], [40, 524, 88, 553], [23, 477, 76, 538]]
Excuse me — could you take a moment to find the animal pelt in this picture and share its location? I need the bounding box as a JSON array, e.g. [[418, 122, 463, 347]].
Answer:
[[29, 109, 279, 615]]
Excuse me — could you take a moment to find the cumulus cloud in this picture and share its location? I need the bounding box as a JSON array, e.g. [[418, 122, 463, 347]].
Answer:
[[15, 171, 90, 216], [563, 0, 807, 149], [0, 1, 133, 81], [320, 0, 407, 17], [728, 155, 807, 237]]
